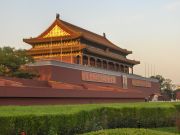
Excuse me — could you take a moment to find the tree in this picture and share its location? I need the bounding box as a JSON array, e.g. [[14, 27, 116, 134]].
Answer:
[[151, 75, 175, 99], [0, 46, 38, 79]]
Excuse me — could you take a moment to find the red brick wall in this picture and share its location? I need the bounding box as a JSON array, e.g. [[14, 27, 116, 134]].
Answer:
[[0, 77, 49, 87], [0, 97, 144, 105], [0, 64, 161, 105], [176, 91, 180, 99], [34, 65, 160, 97], [127, 78, 160, 96]]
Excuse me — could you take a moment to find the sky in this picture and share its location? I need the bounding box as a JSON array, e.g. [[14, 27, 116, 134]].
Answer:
[[0, 0, 180, 84]]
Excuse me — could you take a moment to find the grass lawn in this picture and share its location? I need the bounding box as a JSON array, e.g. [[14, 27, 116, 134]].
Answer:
[[0, 102, 179, 116], [81, 127, 180, 135]]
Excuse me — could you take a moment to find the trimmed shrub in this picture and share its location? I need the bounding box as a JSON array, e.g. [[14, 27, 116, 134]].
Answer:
[[0, 104, 178, 135], [175, 104, 180, 132]]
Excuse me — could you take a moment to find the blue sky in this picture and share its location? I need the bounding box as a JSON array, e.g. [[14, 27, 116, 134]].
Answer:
[[0, 0, 180, 83]]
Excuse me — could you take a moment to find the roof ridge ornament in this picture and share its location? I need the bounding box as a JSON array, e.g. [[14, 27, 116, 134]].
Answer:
[[103, 32, 106, 38], [56, 13, 60, 19]]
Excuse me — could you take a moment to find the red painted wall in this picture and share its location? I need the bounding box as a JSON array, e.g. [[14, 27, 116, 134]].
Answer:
[[0, 64, 161, 105], [176, 91, 180, 99], [34, 65, 160, 98]]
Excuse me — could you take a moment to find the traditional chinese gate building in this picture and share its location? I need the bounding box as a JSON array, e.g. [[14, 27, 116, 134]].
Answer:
[[23, 14, 139, 74], [0, 14, 160, 105]]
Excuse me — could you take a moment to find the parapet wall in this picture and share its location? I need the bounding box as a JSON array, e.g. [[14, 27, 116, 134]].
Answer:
[[0, 60, 161, 105], [30, 60, 160, 98]]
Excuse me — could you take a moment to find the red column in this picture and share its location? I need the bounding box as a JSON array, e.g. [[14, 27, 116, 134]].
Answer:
[[81, 55, 83, 65], [88, 56, 90, 66], [132, 67, 134, 74], [95, 58, 97, 67]]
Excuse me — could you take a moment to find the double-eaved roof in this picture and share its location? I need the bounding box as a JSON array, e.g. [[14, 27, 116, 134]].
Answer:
[[23, 14, 132, 55], [23, 14, 140, 65]]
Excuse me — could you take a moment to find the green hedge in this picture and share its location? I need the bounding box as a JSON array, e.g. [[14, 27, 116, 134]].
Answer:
[[0, 103, 178, 135], [175, 104, 180, 132]]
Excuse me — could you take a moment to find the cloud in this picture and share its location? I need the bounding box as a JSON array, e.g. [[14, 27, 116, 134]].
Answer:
[[163, 1, 180, 12]]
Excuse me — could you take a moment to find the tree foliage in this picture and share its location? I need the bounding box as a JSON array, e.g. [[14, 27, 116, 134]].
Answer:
[[151, 75, 175, 99], [0, 46, 37, 79]]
